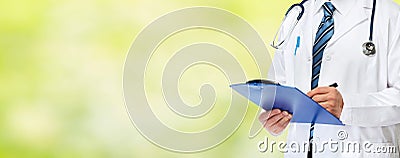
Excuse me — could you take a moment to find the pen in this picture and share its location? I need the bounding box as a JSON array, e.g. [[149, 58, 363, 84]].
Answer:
[[294, 36, 300, 56], [329, 83, 338, 88]]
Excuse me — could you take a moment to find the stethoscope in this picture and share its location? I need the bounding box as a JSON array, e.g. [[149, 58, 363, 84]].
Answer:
[[271, 0, 377, 56]]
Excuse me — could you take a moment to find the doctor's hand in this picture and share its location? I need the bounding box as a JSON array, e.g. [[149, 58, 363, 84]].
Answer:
[[258, 109, 292, 135], [307, 87, 344, 118]]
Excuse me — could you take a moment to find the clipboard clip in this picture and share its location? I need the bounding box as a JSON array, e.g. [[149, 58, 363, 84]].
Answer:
[[246, 79, 280, 86]]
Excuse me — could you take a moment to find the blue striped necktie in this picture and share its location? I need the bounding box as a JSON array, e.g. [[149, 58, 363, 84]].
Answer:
[[309, 2, 335, 158]]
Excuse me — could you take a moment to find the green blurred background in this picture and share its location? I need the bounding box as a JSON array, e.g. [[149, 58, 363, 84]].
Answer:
[[2, 0, 399, 157]]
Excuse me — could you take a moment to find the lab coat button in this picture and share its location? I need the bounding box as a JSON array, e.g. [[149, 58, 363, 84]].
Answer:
[[326, 56, 331, 61], [307, 58, 311, 62]]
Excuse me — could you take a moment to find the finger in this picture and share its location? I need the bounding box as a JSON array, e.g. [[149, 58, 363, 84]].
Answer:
[[312, 93, 330, 102], [307, 87, 333, 97], [269, 109, 282, 118], [320, 105, 339, 118], [258, 109, 281, 122], [307, 87, 331, 97], [258, 110, 270, 122], [319, 100, 336, 108], [270, 114, 292, 135], [265, 111, 289, 127], [273, 114, 292, 129], [265, 112, 287, 128]]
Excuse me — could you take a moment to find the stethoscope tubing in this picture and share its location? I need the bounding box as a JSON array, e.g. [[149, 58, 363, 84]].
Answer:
[[271, 0, 377, 55]]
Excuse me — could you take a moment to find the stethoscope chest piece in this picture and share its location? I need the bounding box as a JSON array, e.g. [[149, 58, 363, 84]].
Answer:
[[362, 41, 376, 56]]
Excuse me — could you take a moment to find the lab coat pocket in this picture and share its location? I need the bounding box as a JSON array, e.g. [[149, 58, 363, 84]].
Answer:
[[282, 38, 298, 86]]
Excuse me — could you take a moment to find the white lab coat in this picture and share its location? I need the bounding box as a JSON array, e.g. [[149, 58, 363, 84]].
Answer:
[[269, 0, 400, 157]]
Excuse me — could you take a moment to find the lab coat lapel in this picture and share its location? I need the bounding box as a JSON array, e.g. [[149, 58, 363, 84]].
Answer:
[[303, 11, 313, 61], [329, 0, 369, 45], [296, 5, 313, 92]]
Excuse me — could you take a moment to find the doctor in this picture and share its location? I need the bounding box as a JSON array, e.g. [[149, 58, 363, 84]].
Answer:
[[259, 0, 400, 157]]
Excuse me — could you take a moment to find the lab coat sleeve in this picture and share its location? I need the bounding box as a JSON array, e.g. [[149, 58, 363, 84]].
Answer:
[[340, 13, 400, 127], [268, 49, 286, 84], [268, 7, 305, 84], [268, 21, 288, 84]]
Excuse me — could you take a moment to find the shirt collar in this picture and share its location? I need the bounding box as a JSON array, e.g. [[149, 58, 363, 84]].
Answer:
[[313, 0, 356, 16]]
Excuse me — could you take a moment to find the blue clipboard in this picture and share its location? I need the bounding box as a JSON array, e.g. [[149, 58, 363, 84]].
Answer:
[[230, 80, 344, 125]]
